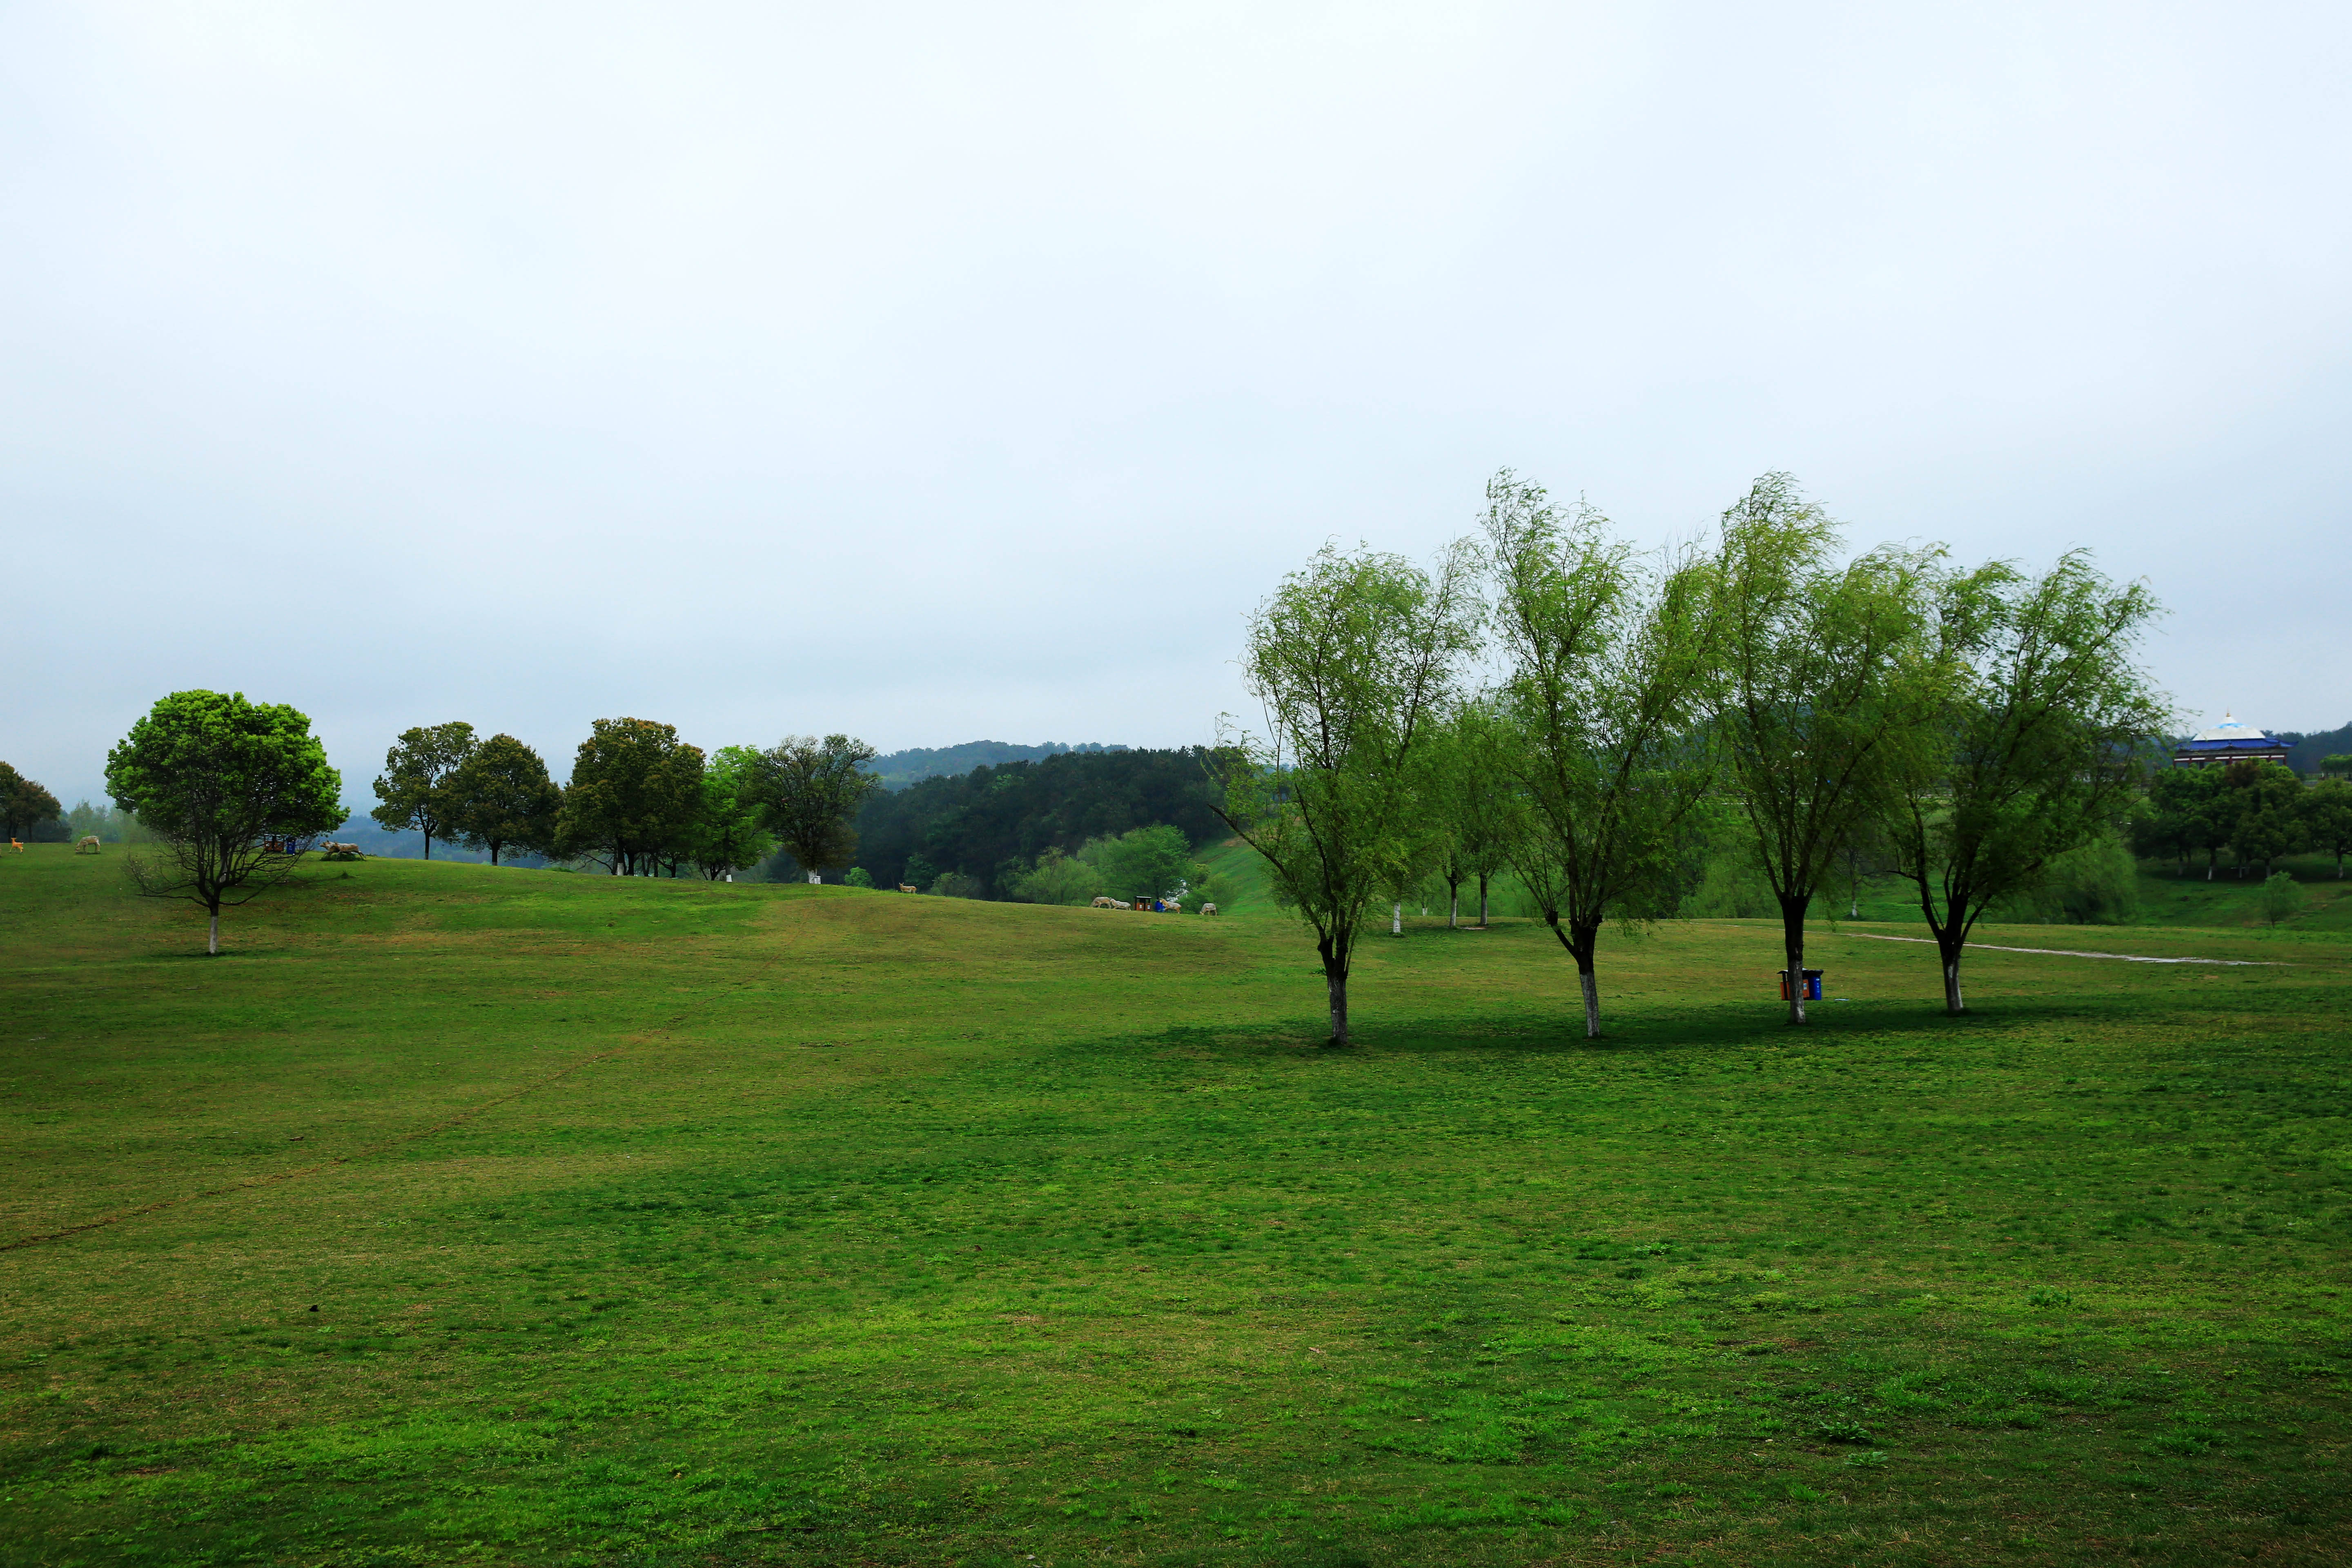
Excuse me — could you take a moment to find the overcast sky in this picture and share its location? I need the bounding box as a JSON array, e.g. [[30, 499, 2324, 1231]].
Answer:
[[5, 1, 2348, 806]]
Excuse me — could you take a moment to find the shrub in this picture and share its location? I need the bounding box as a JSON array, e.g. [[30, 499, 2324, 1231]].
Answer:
[[2258, 871, 2307, 928]]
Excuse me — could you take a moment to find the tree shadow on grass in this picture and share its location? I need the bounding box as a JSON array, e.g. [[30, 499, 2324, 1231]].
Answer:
[[1154, 1000, 2098, 1062]]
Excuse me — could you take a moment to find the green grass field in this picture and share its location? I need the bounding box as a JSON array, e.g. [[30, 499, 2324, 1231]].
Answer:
[[3, 845, 2348, 1567]]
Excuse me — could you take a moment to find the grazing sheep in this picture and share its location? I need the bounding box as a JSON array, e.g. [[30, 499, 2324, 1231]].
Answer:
[[898, 883, 919, 893], [74, 835, 101, 854], [1200, 902, 1218, 916], [1091, 895, 1120, 908]]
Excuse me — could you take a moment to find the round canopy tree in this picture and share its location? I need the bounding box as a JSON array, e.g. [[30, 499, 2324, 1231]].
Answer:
[[105, 690, 345, 953]]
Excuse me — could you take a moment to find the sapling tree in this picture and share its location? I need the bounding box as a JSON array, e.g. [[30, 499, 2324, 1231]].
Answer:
[[1882, 550, 2169, 1013], [371, 722, 478, 858], [1482, 471, 1720, 1038], [1216, 539, 1477, 1044], [105, 690, 345, 954], [1712, 474, 1946, 1025]]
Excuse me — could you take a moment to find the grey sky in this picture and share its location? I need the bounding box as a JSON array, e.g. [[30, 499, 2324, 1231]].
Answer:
[[6, 2, 2348, 806]]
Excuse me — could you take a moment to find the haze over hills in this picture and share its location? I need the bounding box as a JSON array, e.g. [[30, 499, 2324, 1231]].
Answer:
[[861, 741, 1124, 791]]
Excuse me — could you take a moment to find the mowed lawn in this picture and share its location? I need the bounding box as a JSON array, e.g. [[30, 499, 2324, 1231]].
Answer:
[[2, 849, 2348, 1568]]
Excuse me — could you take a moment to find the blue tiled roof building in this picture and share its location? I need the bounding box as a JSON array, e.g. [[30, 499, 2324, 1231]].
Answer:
[[2172, 715, 2291, 767]]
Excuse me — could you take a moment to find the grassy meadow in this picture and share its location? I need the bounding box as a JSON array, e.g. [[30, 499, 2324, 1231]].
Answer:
[[2, 844, 2349, 1567]]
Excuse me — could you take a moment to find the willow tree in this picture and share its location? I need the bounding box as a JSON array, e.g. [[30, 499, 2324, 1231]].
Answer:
[[1217, 539, 1477, 1044], [1483, 471, 1719, 1038], [1713, 474, 1946, 1025], [1884, 552, 2168, 1013]]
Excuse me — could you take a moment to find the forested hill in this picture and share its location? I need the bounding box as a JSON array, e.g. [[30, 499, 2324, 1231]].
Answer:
[[2282, 722, 2352, 774], [853, 747, 1223, 896], [862, 740, 1123, 791]]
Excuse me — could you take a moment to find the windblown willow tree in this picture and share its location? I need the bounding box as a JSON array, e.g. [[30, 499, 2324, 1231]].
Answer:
[[1884, 551, 2169, 1013], [1482, 471, 1720, 1038], [1713, 474, 1948, 1025], [1218, 540, 1477, 1045]]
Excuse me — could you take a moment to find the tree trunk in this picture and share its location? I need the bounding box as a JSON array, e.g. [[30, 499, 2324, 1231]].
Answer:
[[1779, 891, 1809, 1025], [1477, 874, 1489, 927], [1550, 917, 1604, 1038], [1448, 884, 1459, 928], [207, 909, 220, 956], [1392, 901, 1402, 936], [1318, 931, 1351, 1044], [1938, 932, 1966, 1014], [489, 842, 501, 867], [423, 831, 432, 860]]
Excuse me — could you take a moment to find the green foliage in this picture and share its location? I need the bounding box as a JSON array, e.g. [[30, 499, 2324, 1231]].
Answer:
[[2222, 760, 2309, 875], [748, 734, 880, 876], [2322, 753, 2352, 779], [2304, 778, 2352, 878], [1004, 844, 1104, 905], [1994, 831, 2141, 924], [1882, 548, 2168, 1008], [554, 717, 705, 875], [101, 689, 344, 951], [842, 865, 875, 888], [0, 760, 64, 838], [2258, 870, 2308, 927], [683, 744, 775, 880], [369, 721, 478, 858], [445, 732, 563, 866], [1482, 470, 1719, 1034], [855, 747, 1225, 895], [928, 870, 984, 898], [1085, 824, 1203, 904], [1711, 474, 1948, 1023], [1218, 538, 1478, 1041]]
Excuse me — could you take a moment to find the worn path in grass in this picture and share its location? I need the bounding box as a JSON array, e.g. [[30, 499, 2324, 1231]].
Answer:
[[2, 846, 2348, 1568]]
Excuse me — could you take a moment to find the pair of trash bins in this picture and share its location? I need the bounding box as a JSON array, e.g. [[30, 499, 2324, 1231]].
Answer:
[[1778, 968, 1824, 1001]]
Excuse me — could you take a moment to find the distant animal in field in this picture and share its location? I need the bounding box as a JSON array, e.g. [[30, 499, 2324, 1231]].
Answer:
[[74, 835, 100, 854], [7, 839, 20, 853], [1200, 902, 1218, 916], [1091, 896, 1119, 908], [898, 883, 918, 893], [320, 842, 363, 860]]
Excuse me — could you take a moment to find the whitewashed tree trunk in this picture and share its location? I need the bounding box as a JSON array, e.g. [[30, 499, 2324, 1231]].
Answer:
[[1391, 901, 1402, 936], [207, 912, 219, 955]]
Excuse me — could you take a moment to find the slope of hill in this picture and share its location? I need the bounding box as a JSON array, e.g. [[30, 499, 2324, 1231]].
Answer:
[[863, 739, 1122, 790], [5, 847, 2349, 1563]]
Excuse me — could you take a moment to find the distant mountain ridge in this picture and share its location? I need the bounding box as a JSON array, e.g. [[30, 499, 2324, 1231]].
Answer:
[[863, 740, 1123, 791]]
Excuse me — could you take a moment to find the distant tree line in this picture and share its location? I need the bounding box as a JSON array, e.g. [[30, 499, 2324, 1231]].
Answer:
[[2135, 761, 2352, 881], [370, 723, 881, 881], [1218, 469, 2176, 1042], [0, 762, 65, 841]]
